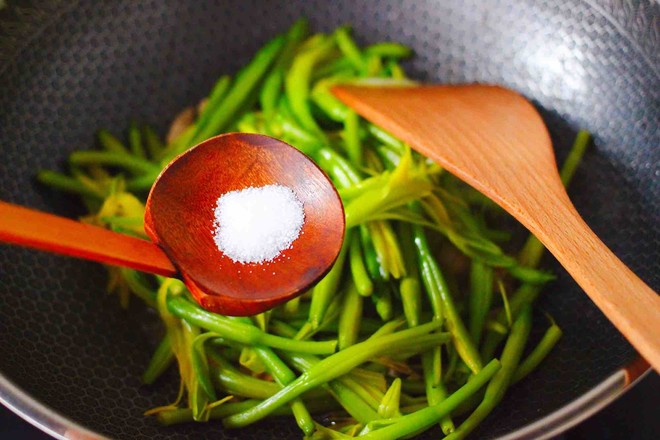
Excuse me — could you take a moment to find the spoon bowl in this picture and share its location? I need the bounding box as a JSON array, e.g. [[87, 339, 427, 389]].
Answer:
[[145, 133, 344, 315]]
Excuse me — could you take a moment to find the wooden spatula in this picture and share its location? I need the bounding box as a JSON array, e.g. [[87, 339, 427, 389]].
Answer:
[[333, 84, 660, 370]]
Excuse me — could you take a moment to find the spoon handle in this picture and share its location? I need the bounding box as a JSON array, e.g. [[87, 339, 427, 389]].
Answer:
[[526, 195, 660, 371], [0, 201, 177, 277]]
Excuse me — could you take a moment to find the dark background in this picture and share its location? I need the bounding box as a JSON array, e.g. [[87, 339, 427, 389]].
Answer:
[[2, 373, 658, 439]]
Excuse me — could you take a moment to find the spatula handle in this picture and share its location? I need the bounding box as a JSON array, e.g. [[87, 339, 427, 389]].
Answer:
[[528, 196, 660, 371], [0, 201, 177, 277]]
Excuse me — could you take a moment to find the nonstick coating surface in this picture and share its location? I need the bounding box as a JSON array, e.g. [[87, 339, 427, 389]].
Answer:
[[0, 1, 658, 439]]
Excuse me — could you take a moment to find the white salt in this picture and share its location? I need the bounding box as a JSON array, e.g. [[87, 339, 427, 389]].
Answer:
[[213, 184, 305, 264]]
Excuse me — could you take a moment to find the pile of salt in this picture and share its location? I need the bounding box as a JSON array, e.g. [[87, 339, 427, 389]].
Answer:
[[213, 184, 305, 264]]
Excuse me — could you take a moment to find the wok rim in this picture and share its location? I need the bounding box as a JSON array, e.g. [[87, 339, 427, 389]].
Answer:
[[0, 0, 655, 438], [0, 357, 649, 439]]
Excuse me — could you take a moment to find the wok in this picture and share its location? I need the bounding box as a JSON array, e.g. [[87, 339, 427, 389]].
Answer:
[[0, 0, 658, 439]]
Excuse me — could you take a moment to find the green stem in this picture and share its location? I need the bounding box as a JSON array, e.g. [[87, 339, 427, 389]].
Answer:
[[166, 296, 337, 355], [142, 334, 174, 384], [285, 34, 336, 136], [143, 125, 164, 159], [69, 151, 159, 175], [282, 352, 380, 424], [253, 345, 315, 436], [445, 306, 533, 440], [468, 261, 494, 346], [313, 147, 362, 188], [223, 322, 447, 428], [188, 34, 285, 147], [272, 320, 380, 424], [398, 222, 422, 327], [413, 223, 483, 373], [128, 120, 146, 158], [422, 349, 455, 434], [512, 322, 562, 384], [209, 351, 280, 398], [36, 170, 105, 199], [156, 397, 339, 426], [359, 359, 500, 440], [349, 231, 374, 296], [363, 42, 413, 59], [307, 236, 350, 328], [480, 284, 540, 360], [335, 27, 366, 72], [343, 109, 363, 167], [338, 281, 363, 350], [97, 129, 128, 153]]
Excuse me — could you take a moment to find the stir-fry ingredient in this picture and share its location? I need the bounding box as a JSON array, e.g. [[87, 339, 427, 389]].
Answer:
[[213, 184, 305, 264], [38, 19, 590, 439]]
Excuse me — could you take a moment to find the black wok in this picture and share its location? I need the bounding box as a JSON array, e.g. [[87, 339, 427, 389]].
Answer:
[[0, 1, 658, 439]]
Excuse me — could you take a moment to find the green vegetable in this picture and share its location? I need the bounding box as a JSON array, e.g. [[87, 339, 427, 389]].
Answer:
[[378, 378, 402, 418], [142, 335, 174, 385], [349, 231, 374, 296], [422, 349, 455, 434], [169, 33, 286, 157], [468, 260, 494, 346], [142, 124, 164, 159], [70, 151, 160, 175], [335, 27, 366, 73], [209, 351, 281, 399], [413, 222, 483, 374], [223, 321, 448, 428], [252, 346, 315, 435], [512, 318, 562, 384], [166, 296, 337, 355], [37, 170, 106, 199], [445, 306, 532, 440], [272, 320, 380, 424], [307, 236, 350, 329], [98, 129, 128, 153], [359, 359, 500, 440], [128, 120, 146, 158], [285, 34, 335, 136], [338, 281, 363, 350], [342, 109, 363, 166]]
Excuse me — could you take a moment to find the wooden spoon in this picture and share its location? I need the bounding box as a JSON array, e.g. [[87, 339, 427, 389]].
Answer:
[[0, 133, 344, 316], [333, 84, 660, 370]]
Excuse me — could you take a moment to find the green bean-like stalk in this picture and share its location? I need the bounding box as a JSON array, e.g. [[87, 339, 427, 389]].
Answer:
[[359, 359, 501, 440], [445, 307, 533, 440], [223, 322, 448, 428], [512, 318, 562, 384]]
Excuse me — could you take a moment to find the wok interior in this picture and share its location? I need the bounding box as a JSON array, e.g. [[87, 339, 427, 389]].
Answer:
[[0, 1, 657, 438]]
